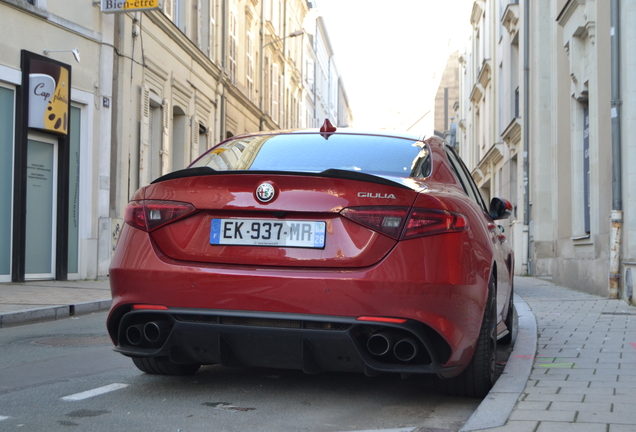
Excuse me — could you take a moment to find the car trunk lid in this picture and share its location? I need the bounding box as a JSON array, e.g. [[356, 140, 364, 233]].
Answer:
[[142, 172, 420, 268]]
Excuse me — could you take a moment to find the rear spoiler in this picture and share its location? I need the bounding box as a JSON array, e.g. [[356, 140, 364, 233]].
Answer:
[[151, 167, 415, 190]]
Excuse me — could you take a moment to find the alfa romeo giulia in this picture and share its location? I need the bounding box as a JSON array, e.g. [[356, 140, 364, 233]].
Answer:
[[107, 120, 515, 398]]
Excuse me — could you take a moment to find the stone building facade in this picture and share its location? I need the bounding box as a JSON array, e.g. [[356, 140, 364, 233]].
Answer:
[[0, 0, 351, 282], [456, 0, 636, 303]]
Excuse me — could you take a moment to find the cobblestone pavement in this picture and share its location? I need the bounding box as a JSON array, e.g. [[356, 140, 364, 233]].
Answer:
[[485, 277, 636, 432]]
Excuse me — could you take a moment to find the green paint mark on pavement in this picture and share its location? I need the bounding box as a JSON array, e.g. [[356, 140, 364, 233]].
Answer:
[[539, 363, 574, 368]]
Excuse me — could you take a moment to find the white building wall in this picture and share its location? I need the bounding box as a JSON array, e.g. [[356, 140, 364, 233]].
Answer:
[[458, 0, 634, 302]]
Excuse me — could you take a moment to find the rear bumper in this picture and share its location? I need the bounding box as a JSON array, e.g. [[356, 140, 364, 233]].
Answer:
[[112, 308, 459, 375], [108, 224, 491, 375]]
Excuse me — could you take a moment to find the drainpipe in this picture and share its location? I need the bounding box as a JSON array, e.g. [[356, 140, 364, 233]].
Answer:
[[259, 0, 264, 130], [219, 0, 227, 140], [523, 0, 531, 274], [609, 0, 622, 299]]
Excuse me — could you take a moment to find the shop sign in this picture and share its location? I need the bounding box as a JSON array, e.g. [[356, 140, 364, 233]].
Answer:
[[100, 0, 160, 13], [28, 60, 70, 135]]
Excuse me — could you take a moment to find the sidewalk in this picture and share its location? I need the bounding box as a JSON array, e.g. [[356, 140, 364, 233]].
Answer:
[[0, 278, 111, 327], [462, 276, 636, 432], [0, 276, 634, 431]]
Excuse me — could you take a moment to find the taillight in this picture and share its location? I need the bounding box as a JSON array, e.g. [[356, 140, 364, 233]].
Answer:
[[340, 207, 410, 239], [124, 200, 196, 232], [341, 206, 468, 240], [402, 208, 469, 239]]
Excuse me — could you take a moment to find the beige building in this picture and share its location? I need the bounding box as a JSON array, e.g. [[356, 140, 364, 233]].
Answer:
[[0, 0, 351, 283], [456, 0, 636, 304], [0, 0, 115, 282]]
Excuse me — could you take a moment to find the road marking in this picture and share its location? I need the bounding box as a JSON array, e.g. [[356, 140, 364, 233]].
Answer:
[[337, 429, 417, 432], [62, 383, 129, 401], [0, 416, 9, 421]]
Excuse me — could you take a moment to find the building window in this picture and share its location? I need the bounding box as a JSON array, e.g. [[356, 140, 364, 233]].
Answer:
[[271, 63, 279, 123], [264, 56, 270, 115], [228, 9, 238, 83], [264, 0, 281, 36], [304, 57, 315, 91], [246, 31, 254, 102], [208, 0, 217, 60], [192, 0, 201, 47]]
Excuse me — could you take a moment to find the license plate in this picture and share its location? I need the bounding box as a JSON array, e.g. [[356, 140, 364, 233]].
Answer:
[[210, 219, 326, 248]]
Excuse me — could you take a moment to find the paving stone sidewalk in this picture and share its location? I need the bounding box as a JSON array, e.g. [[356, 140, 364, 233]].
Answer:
[[486, 276, 636, 432], [0, 278, 111, 327]]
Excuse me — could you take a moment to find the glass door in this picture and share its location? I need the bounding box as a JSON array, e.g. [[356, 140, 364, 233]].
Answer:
[[0, 86, 15, 282], [25, 135, 57, 280]]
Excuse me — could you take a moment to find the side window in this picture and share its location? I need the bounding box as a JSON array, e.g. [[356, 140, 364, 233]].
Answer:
[[445, 147, 488, 213]]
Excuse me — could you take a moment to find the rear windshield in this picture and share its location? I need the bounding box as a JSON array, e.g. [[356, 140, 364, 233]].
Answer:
[[190, 133, 431, 178]]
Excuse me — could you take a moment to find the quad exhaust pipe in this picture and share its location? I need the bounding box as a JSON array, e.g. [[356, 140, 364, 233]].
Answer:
[[393, 337, 418, 361], [125, 324, 144, 346], [367, 332, 395, 356], [143, 321, 171, 343], [367, 332, 419, 361], [125, 321, 171, 346]]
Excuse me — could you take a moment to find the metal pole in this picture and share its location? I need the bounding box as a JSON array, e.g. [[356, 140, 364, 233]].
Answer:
[[609, 0, 623, 299], [523, 0, 531, 274]]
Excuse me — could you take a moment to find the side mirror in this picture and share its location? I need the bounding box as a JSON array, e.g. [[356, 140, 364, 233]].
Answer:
[[490, 197, 513, 220]]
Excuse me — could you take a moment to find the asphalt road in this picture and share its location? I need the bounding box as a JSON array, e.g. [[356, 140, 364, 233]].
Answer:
[[0, 312, 486, 432]]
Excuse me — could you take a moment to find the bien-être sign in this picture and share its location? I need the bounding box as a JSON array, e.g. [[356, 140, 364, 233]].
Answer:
[[101, 0, 160, 13]]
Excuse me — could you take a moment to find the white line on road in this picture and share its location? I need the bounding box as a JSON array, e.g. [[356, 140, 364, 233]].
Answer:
[[61, 383, 129, 401], [337, 429, 417, 432], [0, 416, 9, 421]]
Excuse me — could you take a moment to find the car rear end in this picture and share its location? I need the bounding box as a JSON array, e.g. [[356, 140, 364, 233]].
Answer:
[[108, 131, 491, 378]]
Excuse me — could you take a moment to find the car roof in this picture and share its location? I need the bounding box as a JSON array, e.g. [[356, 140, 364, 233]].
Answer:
[[223, 127, 428, 144]]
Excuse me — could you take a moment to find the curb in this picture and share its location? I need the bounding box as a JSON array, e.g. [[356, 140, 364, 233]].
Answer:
[[460, 294, 537, 431], [0, 299, 112, 328]]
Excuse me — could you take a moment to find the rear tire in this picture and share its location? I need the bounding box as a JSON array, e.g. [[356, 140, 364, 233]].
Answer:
[[132, 356, 201, 376], [500, 281, 517, 345], [437, 276, 497, 398]]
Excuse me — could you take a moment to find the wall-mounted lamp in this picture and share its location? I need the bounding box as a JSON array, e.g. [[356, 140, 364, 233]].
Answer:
[[43, 48, 81, 63]]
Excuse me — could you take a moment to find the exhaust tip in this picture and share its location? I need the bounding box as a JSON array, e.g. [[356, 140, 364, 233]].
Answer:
[[143, 321, 170, 343], [125, 324, 144, 346], [367, 332, 394, 356], [394, 338, 418, 362]]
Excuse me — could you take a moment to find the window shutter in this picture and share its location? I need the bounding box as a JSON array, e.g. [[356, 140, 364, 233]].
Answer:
[[208, 124, 215, 152], [191, 116, 199, 158], [161, 98, 171, 175], [139, 85, 151, 187], [164, 0, 174, 20]]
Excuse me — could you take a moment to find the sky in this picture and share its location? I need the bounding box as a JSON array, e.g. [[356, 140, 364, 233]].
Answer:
[[314, 0, 473, 132]]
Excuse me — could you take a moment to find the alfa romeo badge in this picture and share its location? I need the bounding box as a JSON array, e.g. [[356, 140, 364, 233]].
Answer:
[[255, 183, 276, 203]]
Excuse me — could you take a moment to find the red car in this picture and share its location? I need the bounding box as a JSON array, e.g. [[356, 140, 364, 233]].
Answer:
[[107, 122, 515, 398]]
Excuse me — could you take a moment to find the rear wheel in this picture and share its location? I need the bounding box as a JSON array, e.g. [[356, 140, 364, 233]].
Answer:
[[437, 276, 497, 398], [132, 356, 201, 376], [500, 281, 517, 345]]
